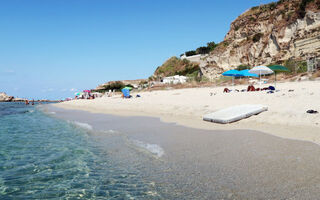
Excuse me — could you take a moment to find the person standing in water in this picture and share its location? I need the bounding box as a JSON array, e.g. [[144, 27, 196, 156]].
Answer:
[[25, 100, 29, 105]]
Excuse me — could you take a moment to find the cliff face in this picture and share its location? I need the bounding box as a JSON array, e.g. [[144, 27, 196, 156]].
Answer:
[[200, 0, 320, 79]]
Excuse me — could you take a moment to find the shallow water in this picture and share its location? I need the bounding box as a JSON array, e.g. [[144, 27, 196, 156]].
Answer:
[[0, 103, 161, 199]]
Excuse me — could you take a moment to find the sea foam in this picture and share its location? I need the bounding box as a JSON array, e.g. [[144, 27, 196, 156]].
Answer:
[[72, 121, 93, 130], [132, 140, 164, 158]]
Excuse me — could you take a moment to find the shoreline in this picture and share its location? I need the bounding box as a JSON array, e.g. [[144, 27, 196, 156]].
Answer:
[[45, 103, 320, 199], [54, 80, 320, 144]]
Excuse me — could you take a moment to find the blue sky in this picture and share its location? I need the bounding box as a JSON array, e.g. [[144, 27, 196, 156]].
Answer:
[[0, 0, 275, 100]]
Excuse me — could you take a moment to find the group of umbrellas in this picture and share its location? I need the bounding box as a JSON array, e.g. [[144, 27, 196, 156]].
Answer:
[[74, 90, 91, 96], [222, 65, 290, 86]]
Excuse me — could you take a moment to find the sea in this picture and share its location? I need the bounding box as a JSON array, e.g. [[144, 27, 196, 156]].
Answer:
[[2, 102, 320, 199], [0, 102, 165, 199]]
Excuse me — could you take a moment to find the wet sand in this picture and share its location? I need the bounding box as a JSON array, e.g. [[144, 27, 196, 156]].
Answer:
[[46, 105, 320, 199]]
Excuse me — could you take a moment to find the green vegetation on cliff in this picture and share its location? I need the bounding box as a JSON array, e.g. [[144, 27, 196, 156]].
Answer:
[[154, 57, 200, 78], [184, 41, 218, 56]]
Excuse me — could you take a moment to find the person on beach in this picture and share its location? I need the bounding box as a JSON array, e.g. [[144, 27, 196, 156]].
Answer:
[[247, 85, 255, 92], [223, 88, 231, 93]]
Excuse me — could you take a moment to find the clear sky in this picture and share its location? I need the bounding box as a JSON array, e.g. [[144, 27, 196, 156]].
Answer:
[[0, 0, 275, 100]]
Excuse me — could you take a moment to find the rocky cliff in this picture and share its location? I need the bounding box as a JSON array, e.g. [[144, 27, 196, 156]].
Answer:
[[193, 0, 320, 79], [0, 92, 14, 102]]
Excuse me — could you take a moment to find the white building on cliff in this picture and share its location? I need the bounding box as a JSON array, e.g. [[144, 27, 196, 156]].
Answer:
[[162, 75, 187, 84]]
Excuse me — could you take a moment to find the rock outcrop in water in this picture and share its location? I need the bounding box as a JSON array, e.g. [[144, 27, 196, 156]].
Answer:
[[0, 92, 14, 102], [199, 0, 320, 79]]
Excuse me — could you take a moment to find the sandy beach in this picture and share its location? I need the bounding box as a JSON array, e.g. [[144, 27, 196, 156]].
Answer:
[[54, 80, 320, 144]]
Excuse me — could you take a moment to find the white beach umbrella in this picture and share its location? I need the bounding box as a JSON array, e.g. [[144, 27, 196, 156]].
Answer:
[[249, 66, 274, 85]]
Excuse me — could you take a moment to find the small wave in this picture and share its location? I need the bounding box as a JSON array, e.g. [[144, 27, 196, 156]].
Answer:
[[131, 140, 164, 158], [72, 121, 93, 130], [48, 111, 56, 115]]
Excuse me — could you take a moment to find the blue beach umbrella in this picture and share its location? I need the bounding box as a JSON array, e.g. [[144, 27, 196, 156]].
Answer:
[[121, 88, 130, 98], [222, 70, 243, 77], [222, 70, 243, 86], [239, 69, 259, 77]]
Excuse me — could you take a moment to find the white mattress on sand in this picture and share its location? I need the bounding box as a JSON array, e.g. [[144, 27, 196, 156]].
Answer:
[[203, 104, 268, 124]]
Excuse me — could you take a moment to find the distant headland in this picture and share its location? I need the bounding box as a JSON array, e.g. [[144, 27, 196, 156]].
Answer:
[[0, 92, 60, 102]]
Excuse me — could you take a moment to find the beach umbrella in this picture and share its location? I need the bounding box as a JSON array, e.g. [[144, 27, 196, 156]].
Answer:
[[121, 88, 130, 98], [222, 70, 243, 86], [268, 65, 289, 72], [222, 70, 243, 77], [123, 86, 133, 90], [239, 69, 259, 77], [83, 90, 91, 93], [249, 66, 274, 75], [74, 92, 81, 96], [268, 65, 290, 87], [249, 66, 274, 85]]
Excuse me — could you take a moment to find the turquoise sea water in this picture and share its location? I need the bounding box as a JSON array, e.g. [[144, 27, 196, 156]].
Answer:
[[0, 103, 160, 199]]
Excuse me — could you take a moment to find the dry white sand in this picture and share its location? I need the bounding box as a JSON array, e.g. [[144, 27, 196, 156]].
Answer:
[[55, 80, 320, 144]]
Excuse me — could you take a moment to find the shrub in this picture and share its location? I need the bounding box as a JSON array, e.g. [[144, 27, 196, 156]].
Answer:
[[182, 41, 218, 58], [177, 64, 200, 76], [284, 59, 308, 74], [196, 46, 210, 55], [182, 58, 189, 64], [207, 41, 218, 51], [284, 59, 297, 73], [185, 50, 197, 57], [297, 61, 308, 73], [251, 6, 259, 10], [269, 2, 277, 10], [186, 71, 200, 82]]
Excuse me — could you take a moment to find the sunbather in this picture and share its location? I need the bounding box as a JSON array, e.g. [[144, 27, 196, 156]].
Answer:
[[247, 85, 255, 92], [223, 88, 231, 93]]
